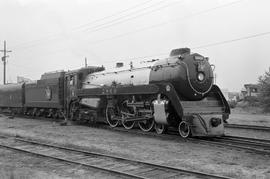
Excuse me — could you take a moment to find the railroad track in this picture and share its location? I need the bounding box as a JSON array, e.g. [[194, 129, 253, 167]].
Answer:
[[195, 135, 270, 155], [2, 115, 270, 161], [97, 125, 270, 156], [0, 135, 230, 179], [225, 123, 270, 131]]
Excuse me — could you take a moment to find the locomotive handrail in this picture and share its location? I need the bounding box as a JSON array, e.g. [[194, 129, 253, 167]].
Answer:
[[88, 62, 180, 77], [178, 61, 213, 96], [90, 66, 152, 76]]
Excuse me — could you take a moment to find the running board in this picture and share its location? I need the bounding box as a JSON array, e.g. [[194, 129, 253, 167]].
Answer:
[[181, 101, 224, 115]]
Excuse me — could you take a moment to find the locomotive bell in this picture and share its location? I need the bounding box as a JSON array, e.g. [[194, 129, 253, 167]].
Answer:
[[116, 62, 124, 68]]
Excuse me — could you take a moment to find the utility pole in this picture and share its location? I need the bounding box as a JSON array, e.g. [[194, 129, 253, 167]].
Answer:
[[0, 41, 12, 84], [85, 57, 87, 67]]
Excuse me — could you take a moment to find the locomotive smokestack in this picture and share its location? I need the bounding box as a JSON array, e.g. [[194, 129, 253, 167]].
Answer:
[[170, 48, 190, 57], [116, 62, 124, 68]]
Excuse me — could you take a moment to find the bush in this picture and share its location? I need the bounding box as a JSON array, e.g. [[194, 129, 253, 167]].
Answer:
[[244, 96, 260, 106], [258, 68, 270, 112], [228, 100, 237, 108]]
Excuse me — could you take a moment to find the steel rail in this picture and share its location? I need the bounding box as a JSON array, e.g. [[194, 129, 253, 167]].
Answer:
[[2, 115, 270, 157], [0, 135, 230, 179], [195, 136, 270, 156], [0, 139, 144, 179], [90, 125, 270, 156], [2, 115, 270, 168], [225, 124, 270, 132], [223, 135, 270, 144]]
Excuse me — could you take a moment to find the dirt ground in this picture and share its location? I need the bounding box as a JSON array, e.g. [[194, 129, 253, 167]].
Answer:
[[0, 148, 124, 179], [0, 114, 269, 179]]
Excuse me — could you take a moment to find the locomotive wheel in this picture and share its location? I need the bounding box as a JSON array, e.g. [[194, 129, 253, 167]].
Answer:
[[35, 110, 41, 117], [106, 106, 120, 128], [178, 121, 191, 138], [138, 118, 154, 132], [121, 100, 135, 130], [52, 111, 58, 119], [155, 123, 167, 134], [32, 108, 37, 117], [122, 120, 135, 130]]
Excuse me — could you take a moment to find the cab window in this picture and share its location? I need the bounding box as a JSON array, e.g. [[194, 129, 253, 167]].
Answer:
[[69, 76, 75, 86]]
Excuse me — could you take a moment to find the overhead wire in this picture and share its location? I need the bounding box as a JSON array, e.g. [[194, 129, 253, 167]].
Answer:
[[114, 30, 270, 62], [192, 31, 270, 49], [10, 0, 184, 51], [12, 0, 243, 51], [10, 29, 270, 71], [9, 0, 253, 70], [85, 0, 244, 46], [72, 0, 155, 30], [83, 0, 246, 63], [11, 0, 156, 49], [83, 0, 184, 32]]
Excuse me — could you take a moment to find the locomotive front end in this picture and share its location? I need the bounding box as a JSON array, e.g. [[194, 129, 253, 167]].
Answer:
[[149, 48, 214, 100], [149, 48, 230, 137]]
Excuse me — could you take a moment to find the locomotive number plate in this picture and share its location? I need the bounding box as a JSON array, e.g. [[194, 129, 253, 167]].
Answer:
[[197, 62, 205, 72]]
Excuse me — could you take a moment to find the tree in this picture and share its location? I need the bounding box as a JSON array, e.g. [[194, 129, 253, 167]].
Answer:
[[258, 67, 270, 112]]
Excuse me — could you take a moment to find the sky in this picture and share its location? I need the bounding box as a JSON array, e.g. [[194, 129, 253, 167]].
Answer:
[[0, 0, 269, 92]]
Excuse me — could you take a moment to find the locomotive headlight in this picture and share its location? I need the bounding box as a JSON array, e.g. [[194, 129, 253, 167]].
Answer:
[[197, 72, 205, 82]]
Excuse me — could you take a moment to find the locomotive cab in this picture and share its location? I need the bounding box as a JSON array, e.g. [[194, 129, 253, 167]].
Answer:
[[65, 66, 105, 121]]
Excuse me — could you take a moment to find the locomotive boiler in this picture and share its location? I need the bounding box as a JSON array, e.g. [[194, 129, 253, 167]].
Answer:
[[77, 48, 230, 137]]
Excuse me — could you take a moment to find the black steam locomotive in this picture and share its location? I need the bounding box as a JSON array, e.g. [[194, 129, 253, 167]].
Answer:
[[0, 48, 230, 138]]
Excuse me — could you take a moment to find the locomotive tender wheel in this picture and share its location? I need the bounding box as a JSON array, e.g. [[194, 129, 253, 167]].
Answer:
[[52, 111, 58, 119], [178, 121, 191, 138], [138, 118, 155, 132], [155, 123, 167, 134], [35, 110, 41, 117], [106, 106, 120, 128]]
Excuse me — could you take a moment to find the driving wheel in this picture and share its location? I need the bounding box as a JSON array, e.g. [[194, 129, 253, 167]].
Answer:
[[106, 105, 120, 128]]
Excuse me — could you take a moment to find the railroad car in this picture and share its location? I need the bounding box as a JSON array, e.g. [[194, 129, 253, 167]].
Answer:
[[0, 83, 25, 114], [0, 47, 230, 138]]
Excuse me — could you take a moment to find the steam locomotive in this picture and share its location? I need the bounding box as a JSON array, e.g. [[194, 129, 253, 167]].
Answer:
[[0, 48, 230, 138]]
